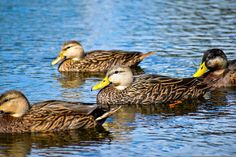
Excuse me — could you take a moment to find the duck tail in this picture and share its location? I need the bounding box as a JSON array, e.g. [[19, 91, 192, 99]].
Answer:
[[95, 106, 121, 122], [140, 51, 156, 60]]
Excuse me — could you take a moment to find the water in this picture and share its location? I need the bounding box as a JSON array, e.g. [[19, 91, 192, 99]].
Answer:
[[0, 0, 236, 156]]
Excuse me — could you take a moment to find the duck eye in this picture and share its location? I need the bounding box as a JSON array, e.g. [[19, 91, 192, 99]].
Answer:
[[63, 46, 71, 51], [1, 98, 9, 104]]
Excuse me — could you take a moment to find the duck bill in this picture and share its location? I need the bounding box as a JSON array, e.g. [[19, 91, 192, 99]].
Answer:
[[92, 76, 110, 90], [51, 52, 65, 65], [193, 62, 208, 77]]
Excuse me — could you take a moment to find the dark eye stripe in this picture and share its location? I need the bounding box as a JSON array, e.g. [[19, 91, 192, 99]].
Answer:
[[63, 46, 71, 51], [1, 97, 13, 104], [107, 70, 125, 78]]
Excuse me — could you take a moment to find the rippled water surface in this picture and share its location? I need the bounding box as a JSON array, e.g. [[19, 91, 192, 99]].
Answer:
[[0, 0, 236, 156]]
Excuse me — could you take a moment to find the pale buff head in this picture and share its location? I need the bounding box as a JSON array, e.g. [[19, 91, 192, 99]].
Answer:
[[92, 65, 134, 91], [107, 65, 134, 90], [0, 90, 30, 117], [51, 41, 85, 65]]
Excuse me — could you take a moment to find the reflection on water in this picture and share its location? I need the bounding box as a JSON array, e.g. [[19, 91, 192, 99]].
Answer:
[[0, 129, 111, 157], [0, 0, 236, 156], [101, 100, 202, 116], [55, 72, 105, 89]]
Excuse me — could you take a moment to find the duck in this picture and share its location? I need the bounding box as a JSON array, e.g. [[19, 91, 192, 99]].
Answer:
[[0, 90, 120, 133], [193, 49, 236, 88], [91, 66, 210, 105], [51, 40, 155, 72]]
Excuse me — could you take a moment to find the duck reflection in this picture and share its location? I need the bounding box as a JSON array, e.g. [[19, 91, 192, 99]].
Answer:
[[54, 66, 144, 89], [101, 100, 202, 134], [203, 87, 236, 109], [56, 72, 105, 88], [0, 129, 111, 157], [101, 100, 202, 116]]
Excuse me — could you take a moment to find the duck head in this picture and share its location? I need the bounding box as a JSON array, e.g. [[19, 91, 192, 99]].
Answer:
[[193, 49, 228, 77], [0, 90, 30, 117], [92, 66, 134, 90], [51, 41, 85, 65]]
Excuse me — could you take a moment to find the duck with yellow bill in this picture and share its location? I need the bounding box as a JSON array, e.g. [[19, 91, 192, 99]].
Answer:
[[0, 90, 120, 133], [92, 65, 210, 105], [193, 49, 236, 88], [51, 40, 155, 72]]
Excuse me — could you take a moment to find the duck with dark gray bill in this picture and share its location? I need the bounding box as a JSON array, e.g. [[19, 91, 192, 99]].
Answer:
[[92, 66, 210, 105], [0, 90, 120, 133], [193, 49, 236, 88], [51, 40, 155, 72]]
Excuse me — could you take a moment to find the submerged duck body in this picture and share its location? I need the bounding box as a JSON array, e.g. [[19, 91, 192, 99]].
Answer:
[[52, 41, 155, 72], [92, 66, 209, 105], [0, 90, 119, 133], [193, 49, 236, 88]]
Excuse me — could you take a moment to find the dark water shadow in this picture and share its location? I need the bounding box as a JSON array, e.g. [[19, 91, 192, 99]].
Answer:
[[100, 99, 203, 132], [100, 99, 205, 116], [0, 128, 112, 157], [194, 87, 236, 118]]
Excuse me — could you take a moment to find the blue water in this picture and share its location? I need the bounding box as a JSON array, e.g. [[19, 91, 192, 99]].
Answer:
[[0, 0, 236, 156]]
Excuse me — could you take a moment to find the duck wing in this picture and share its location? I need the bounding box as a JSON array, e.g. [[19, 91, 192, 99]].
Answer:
[[130, 74, 208, 104], [87, 50, 143, 65], [30, 101, 98, 115], [22, 101, 109, 132], [66, 50, 154, 72]]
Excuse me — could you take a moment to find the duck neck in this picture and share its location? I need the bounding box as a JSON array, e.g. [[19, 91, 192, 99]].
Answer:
[[71, 52, 85, 61], [211, 69, 225, 76], [72, 57, 83, 61], [115, 85, 128, 90], [114, 77, 133, 90], [11, 97, 30, 117]]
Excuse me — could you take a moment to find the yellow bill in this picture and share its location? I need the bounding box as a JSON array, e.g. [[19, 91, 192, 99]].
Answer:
[[51, 51, 65, 66], [92, 76, 110, 90], [193, 62, 208, 77]]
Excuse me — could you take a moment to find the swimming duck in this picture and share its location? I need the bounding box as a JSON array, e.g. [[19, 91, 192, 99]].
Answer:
[[193, 49, 236, 88], [51, 41, 155, 72], [0, 90, 120, 133], [92, 66, 209, 105]]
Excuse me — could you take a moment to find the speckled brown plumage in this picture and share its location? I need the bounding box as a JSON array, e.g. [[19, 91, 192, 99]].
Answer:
[[97, 75, 209, 105], [58, 50, 154, 72], [202, 67, 236, 88], [0, 91, 119, 133]]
